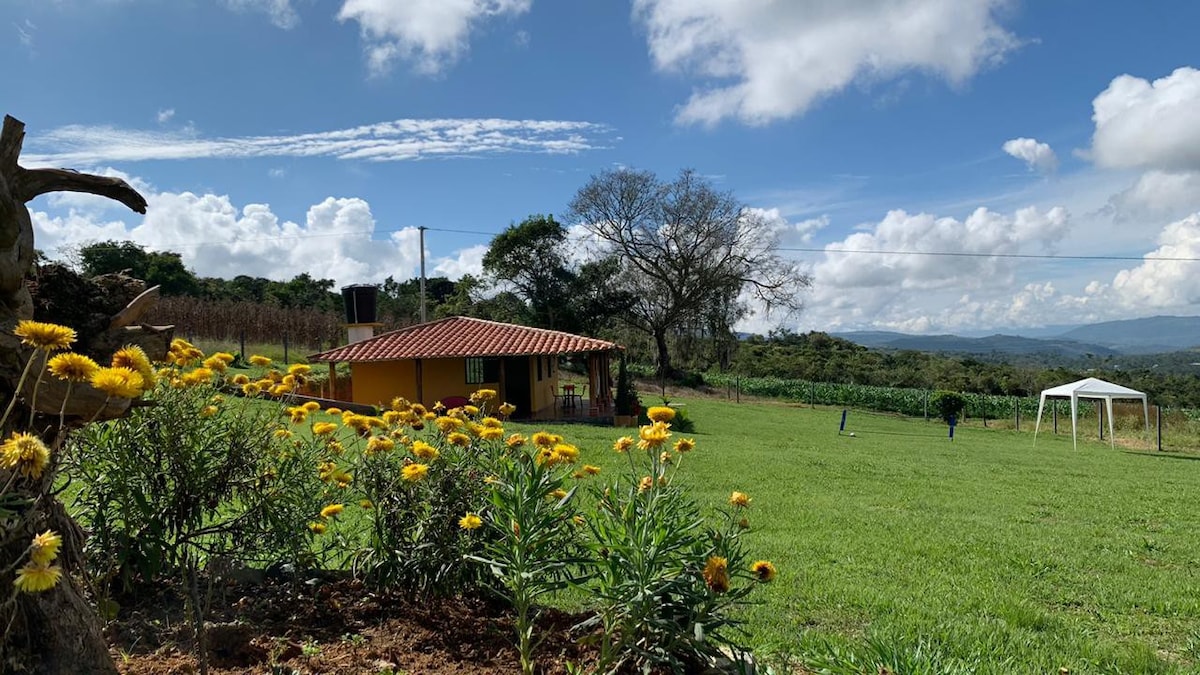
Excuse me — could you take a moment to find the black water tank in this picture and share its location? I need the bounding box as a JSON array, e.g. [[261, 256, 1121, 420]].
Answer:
[[341, 284, 378, 324]]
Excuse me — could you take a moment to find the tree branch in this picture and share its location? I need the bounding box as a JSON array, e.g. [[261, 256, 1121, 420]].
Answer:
[[15, 168, 148, 214]]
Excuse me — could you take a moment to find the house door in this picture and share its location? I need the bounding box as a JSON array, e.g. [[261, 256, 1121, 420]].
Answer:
[[502, 357, 532, 419]]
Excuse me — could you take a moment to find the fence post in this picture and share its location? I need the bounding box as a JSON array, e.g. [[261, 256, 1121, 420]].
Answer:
[[1098, 403, 1103, 440], [735, 376, 740, 404], [1014, 398, 1020, 431], [283, 331, 289, 365], [1156, 405, 1162, 452], [1053, 401, 1058, 434], [924, 390, 929, 421], [811, 381, 816, 408], [239, 330, 246, 359]]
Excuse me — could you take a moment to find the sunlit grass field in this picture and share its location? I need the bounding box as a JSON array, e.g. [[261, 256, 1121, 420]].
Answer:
[[511, 397, 1200, 674]]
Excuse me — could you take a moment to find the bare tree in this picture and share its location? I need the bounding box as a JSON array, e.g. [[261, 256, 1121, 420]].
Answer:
[[569, 168, 810, 375]]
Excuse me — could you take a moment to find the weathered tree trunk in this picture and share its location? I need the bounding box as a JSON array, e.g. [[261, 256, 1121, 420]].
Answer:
[[1, 114, 150, 674]]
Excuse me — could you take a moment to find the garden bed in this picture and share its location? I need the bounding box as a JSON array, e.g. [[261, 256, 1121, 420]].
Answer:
[[108, 577, 594, 674]]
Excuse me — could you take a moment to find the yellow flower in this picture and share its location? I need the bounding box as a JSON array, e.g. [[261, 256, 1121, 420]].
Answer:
[[360, 499, 373, 509], [320, 503, 345, 519], [729, 491, 751, 508], [327, 440, 345, 456], [182, 367, 214, 387], [751, 560, 777, 582], [382, 410, 403, 426], [302, 401, 321, 412], [14, 320, 76, 351], [459, 513, 483, 530], [308, 522, 326, 535], [200, 405, 218, 418], [447, 432, 471, 447], [550, 443, 579, 465], [531, 431, 558, 447], [411, 440, 440, 460], [14, 563, 62, 593], [231, 373, 251, 385], [647, 406, 676, 423], [202, 355, 228, 373], [505, 433, 527, 448], [638, 476, 653, 492], [273, 429, 293, 439], [637, 422, 671, 451], [434, 416, 462, 433], [549, 488, 567, 500], [288, 407, 308, 425], [464, 405, 481, 416], [498, 402, 516, 417], [312, 422, 337, 436], [90, 367, 144, 399], [402, 463, 429, 482], [47, 353, 99, 382], [703, 556, 730, 593], [242, 382, 262, 396], [673, 438, 695, 453], [366, 436, 395, 455], [212, 352, 235, 364], [660, 451, 672, 464], [583, 464, 601, 476], [2, 432, 50, 479], [478, 426, 504, 441], [249, 354, 272, 367], [480, 417, 503, 428], [613, 436, 634, 453], [29, 530, 62, 566], [288, 363, 312, 376], [326, 407, 342, 415], [471, 388, 497, 403]]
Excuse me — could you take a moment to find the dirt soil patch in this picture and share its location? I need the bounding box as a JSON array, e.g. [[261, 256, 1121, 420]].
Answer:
[[108, 576, 594, 674]]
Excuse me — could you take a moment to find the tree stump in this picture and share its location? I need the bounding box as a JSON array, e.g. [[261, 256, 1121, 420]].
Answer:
[[1, 114, 151, 674]]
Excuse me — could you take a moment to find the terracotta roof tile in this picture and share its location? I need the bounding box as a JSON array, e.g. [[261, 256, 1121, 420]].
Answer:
[[309, 316, 621, 363]]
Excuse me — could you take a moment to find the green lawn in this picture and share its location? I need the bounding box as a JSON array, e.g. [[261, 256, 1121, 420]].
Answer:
[[510, 397, 1200, 674]]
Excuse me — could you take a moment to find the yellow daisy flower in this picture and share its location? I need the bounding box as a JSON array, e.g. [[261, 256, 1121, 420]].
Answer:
[[90, 367, 144, 399], [320, 503, 345, 519], [47, 352, 99, 382], [402, 463, 429, 482], [29, 530, 62, 566], [703, 556, 730, 593], [411, 440, 439, 460], [14, 563, 62, 593], [248, 354, 272, 367], [751, 560, 777, 582], [1, 432, 51, 479], [14, 320, 76, 351], [459, 513, 483, 530], [613, 436, 634, 453], [729, 491, 751, 508]]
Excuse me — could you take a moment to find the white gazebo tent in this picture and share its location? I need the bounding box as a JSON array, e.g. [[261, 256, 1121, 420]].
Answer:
[[1033, 377, 1149, 450]]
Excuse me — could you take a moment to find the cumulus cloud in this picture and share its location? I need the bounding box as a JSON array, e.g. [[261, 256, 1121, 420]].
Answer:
[[222, 0, 299, 29], [433, 244, 488, 279], [1106, 170, 1200, 223], [632, 0, 1019, 125], [22, 117, 612, 165], [1090, 67, 1200, 171], [747, 207, 829, 244], [337, 0, 532, 75], [156, 108, 176, 124], [1107, 213, 1200, 308], [30, 180, 480, 289], [1002, 137, 1058, 174]]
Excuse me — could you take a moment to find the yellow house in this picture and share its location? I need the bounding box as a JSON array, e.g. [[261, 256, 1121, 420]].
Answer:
[[309, 316, 621, 419]]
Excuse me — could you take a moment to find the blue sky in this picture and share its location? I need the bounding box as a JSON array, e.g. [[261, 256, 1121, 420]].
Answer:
[[7, 0, 1200, 334]]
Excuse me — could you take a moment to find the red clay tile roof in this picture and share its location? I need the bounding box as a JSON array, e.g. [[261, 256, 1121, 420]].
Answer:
[[309, 316, 621, 363]]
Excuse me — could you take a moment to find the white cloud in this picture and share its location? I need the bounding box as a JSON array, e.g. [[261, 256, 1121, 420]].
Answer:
[[156, 108, 176, 124], [23, 117, 612, 165], [433, 244, 488, 278], [1106, 170, 1200, 224], [337, 0, 532, 76], [31, 180, 482, 288], [222, 0, 299, 29], [1090, 67, 1200, 172], [268, 167, 287, 178], [1107, 213, 1200, 308], [633, 0, 1019, 125], [747, 207, 829, 244], [15, 19, 35, 50], [1002, 137, 1058, 174]]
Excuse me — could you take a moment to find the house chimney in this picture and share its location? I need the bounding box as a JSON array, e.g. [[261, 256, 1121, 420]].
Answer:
[[342, 284, 381, 344]]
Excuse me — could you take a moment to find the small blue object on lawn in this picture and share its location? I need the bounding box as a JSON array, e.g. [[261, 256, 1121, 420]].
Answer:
[[839, 409, 847, 434], [948, 414, 957, 441]]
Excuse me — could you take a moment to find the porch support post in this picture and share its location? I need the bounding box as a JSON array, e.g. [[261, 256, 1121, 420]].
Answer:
[[328, 361, 336, 399], [415, 359, 424, 405]]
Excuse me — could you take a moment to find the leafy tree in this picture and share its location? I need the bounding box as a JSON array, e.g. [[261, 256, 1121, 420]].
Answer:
[[78, 240, 200, 296], [483, 215, 575, 329], [569, 169, 810, 375]]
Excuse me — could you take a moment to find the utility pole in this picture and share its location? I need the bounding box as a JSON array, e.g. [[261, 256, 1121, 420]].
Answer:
[[419, 226, 427, 323]]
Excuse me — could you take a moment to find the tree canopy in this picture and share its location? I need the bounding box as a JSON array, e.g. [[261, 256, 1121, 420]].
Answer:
[[569, 168, 810, 375]]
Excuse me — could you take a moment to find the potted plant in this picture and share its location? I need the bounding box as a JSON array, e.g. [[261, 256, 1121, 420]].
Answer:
[[613, 354, 640, 427]]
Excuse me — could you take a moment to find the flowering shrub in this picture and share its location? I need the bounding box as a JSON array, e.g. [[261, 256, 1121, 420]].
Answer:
[[579, 404, 767, 673]]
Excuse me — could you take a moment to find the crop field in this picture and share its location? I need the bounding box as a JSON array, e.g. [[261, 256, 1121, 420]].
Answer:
[[512, 397, 1200, 674]]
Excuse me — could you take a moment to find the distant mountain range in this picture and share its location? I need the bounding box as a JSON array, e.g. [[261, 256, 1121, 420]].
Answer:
[[835, 315, 1200, 357]]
